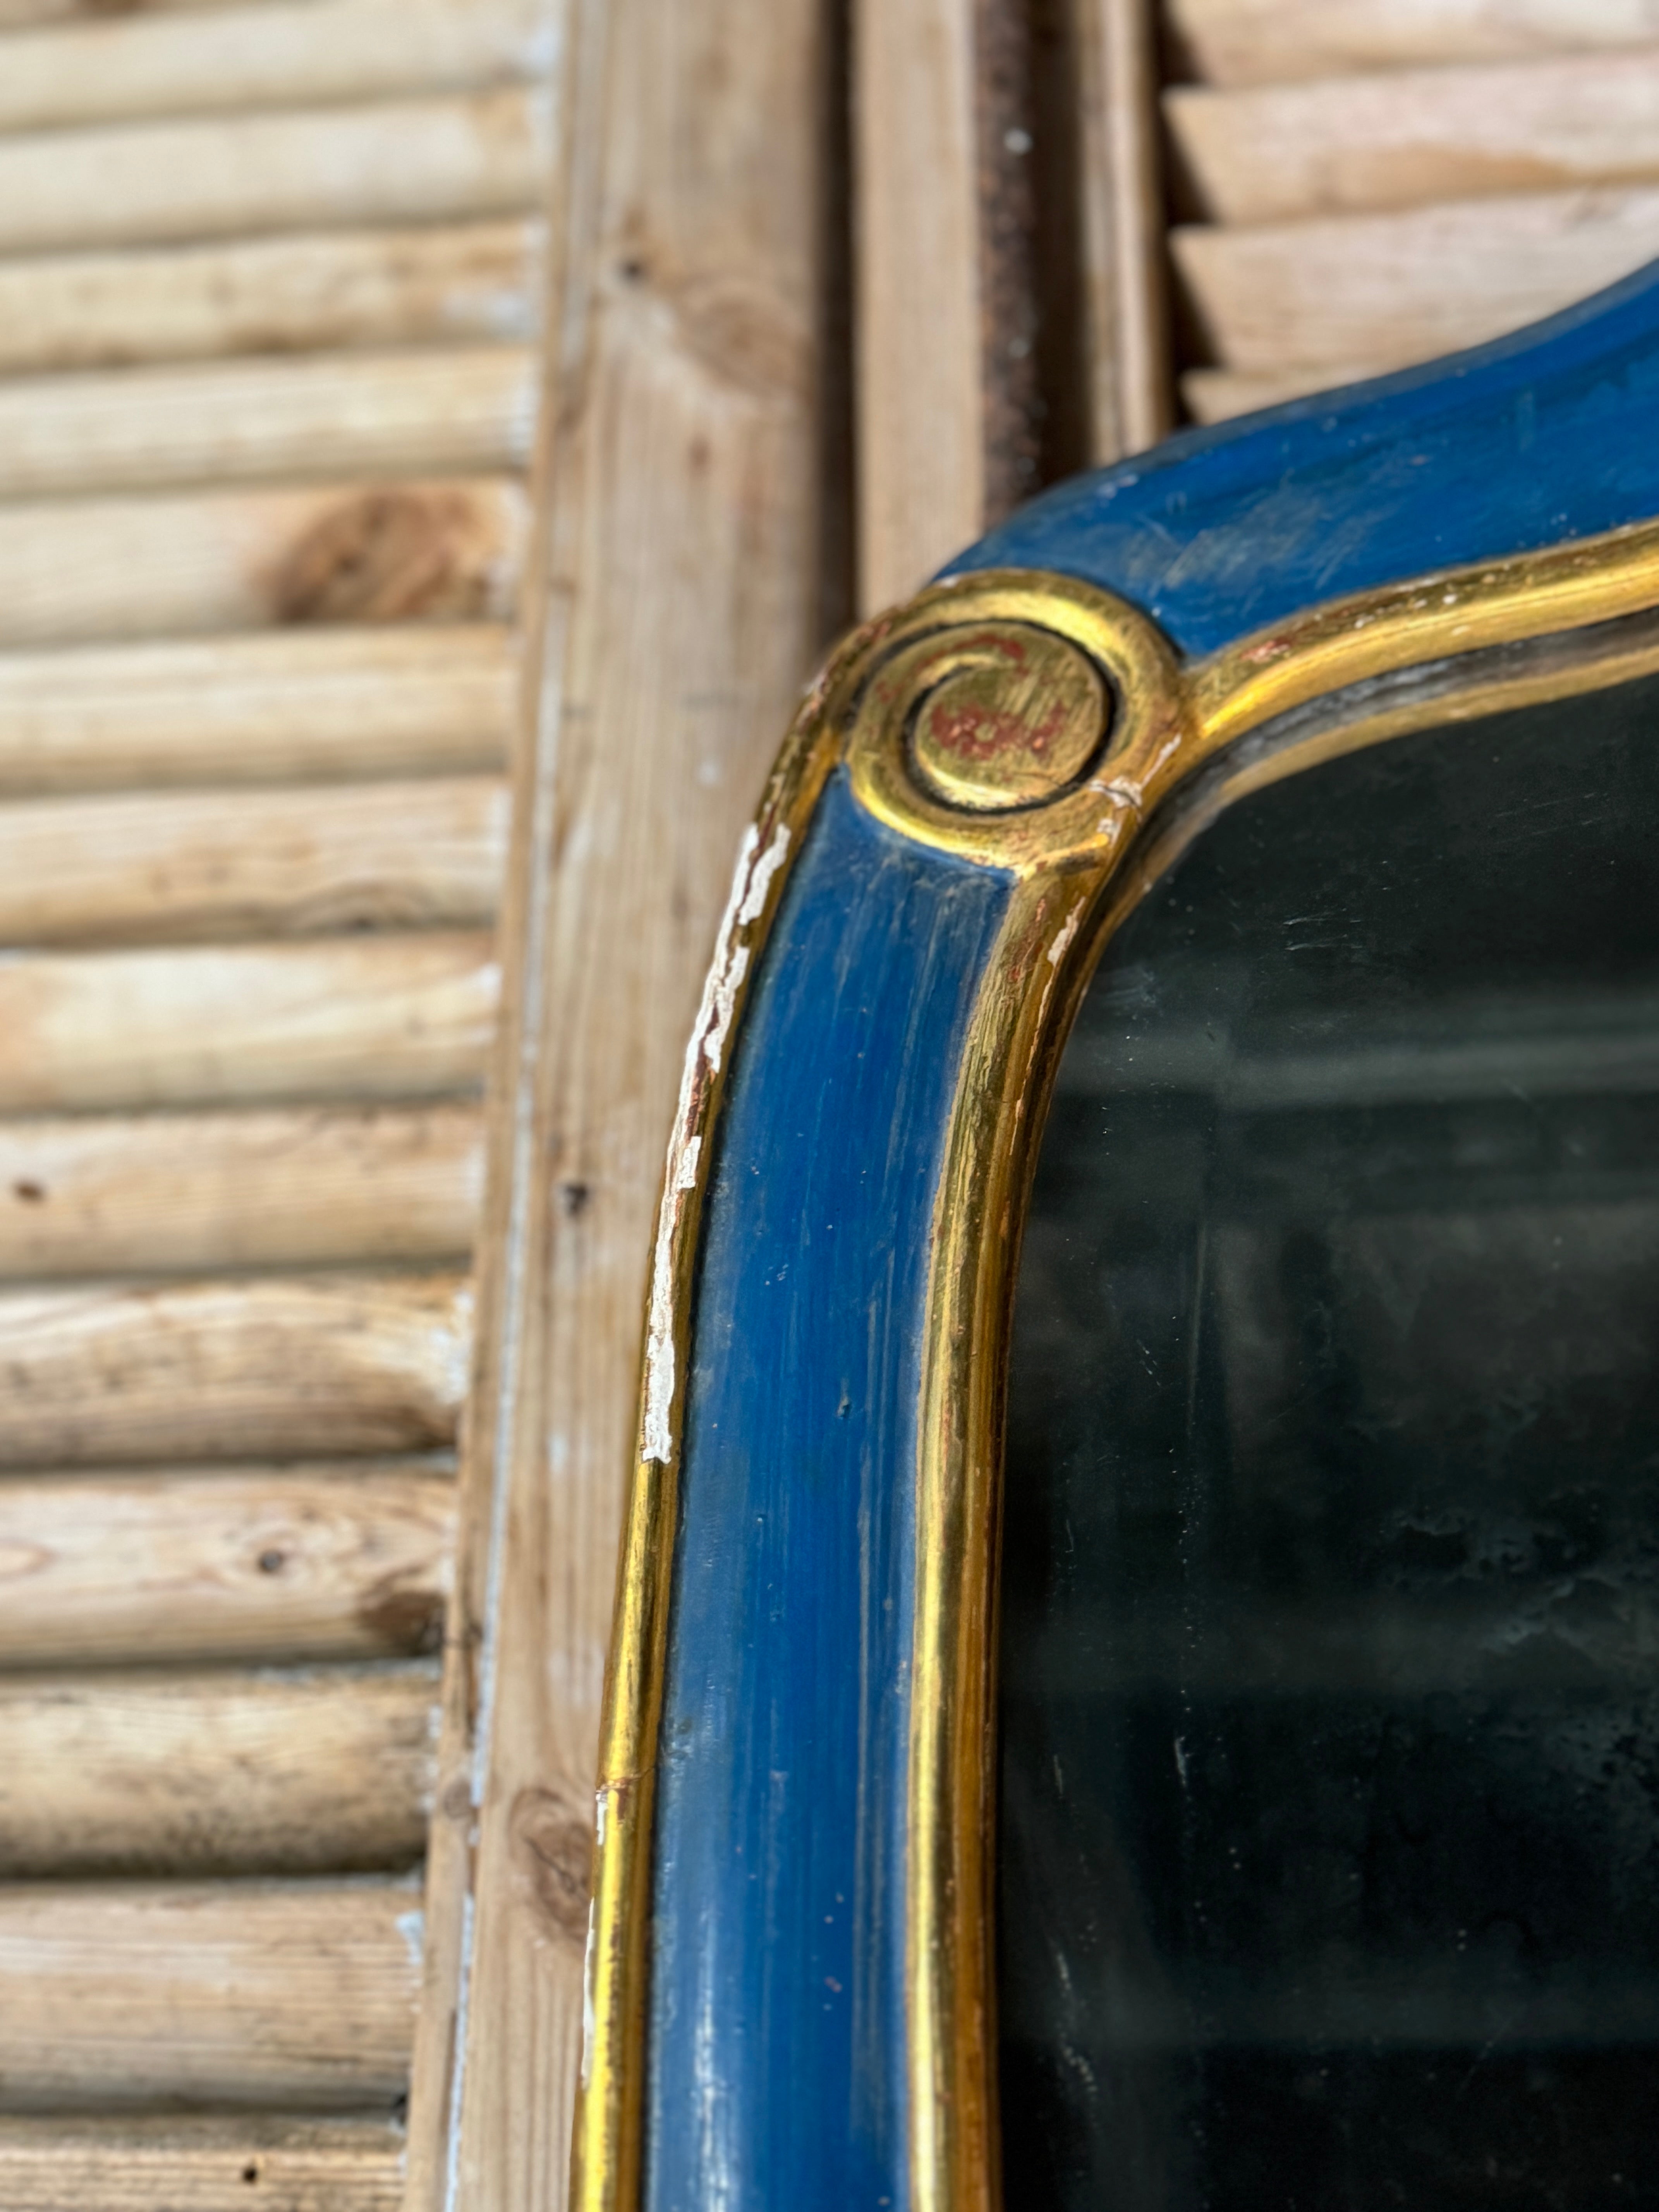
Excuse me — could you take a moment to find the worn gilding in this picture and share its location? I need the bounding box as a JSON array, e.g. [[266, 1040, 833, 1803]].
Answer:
[[577, 507, 1659, 2212]]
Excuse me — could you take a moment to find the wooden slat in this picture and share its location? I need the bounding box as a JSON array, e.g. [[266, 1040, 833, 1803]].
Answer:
[[0, 1881, 419, 2108], [0, 479, 526, 647], [404, 0, 826, 2199], [0, 91, 550, 260], [1165, 0, 1659, 86], [854, 0, 983, 608], [0, 778, 508, 944], [1167, 51, 1659, 226], [0, 1104, 484, 1274], [0, 935, 497, 1110], [1076, 0, 1170, 462], [0, 628, 514, 796], [0, 0, 304, 27], [0, 0, 550, 135], [0, 1461, 454, 1666], [0, 2116, 403, 2212], [0, 1271, 471, 1466], [1171, 189, 1659, 376], [0, 222, 542, 381], [0, 349, 536, 502], [0, 1664, 436, 1877]]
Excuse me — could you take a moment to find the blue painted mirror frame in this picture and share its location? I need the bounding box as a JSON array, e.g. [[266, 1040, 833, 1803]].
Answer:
[[574, 264, 1659, 2212]]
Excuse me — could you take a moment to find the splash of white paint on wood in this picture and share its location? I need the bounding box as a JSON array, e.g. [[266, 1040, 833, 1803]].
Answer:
[[397, 1907, 425, 1972]]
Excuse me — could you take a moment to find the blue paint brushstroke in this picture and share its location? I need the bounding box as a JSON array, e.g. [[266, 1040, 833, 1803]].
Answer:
[[953, 260, 1659, 658], [647, 773, 1012, 2212]]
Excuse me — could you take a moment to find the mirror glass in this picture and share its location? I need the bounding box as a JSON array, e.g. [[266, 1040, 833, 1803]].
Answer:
[[998, 670, 1659, 2209]]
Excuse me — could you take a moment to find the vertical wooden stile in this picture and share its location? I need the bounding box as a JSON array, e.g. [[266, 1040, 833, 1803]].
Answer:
[[403, 0, 829, 2205], [854, 0, 985, 609], [1075, 0, 1171, 460]]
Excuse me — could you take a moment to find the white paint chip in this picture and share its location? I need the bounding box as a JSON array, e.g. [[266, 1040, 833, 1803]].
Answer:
[[641, 820, 792, 1463]]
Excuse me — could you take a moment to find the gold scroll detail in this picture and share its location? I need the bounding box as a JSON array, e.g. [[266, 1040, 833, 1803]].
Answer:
[[905, 622, 1109, 811], [577, 509, 1659, 2212]]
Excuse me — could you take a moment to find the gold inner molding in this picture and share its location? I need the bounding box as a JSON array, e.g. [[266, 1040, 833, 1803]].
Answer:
[[576, 512, 1659, 2212]]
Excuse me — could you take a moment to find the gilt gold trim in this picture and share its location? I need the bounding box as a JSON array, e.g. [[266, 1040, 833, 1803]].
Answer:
[[577, 513, 1659, 2212]]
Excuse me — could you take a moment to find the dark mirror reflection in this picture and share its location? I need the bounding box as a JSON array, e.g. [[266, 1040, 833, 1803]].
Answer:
[[998, 670, 1659, 2210]]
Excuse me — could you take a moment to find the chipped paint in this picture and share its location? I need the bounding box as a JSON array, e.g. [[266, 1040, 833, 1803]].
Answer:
[[1045, 903, 1084, 969], [642, 820, 791, 1463], [736, 825, 791, 927]]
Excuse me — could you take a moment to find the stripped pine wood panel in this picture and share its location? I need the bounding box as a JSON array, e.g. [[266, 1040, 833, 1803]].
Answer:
[[1075, 0, 1170, 461], [404, 0, 827, 2198], [1182, 362, 1384, 422], [0, 1272, 472, 1465], [0, 223, 543, 380], [0, 629, 515, 795], [854, 0, 983, 608], [1164, 0, 1659, 85], [1172, 189, 1659, 380], [0, 92, 551, 259], [0, 934, 498, 1110], [0, 349, 538, 502], [0, 1664, 437, 1877], [0, 1461, 455, 1666], [0, 779, 509, 944], [0, 480, 526, 647], [0, 1106, 483, 1275], [1168, 51, 1659, 226], [0, 0, 551, 135], [0, 1881, 420, 2108], [0, 2115, 404, 2212]]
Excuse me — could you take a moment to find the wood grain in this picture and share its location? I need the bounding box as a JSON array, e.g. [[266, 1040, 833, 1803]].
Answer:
[[0, 2116, 402, 2212], [0, 935, 497, 1110], [0, 349, 537, 502], [0, 1104, 484, 1274], [1164, 0, 1659, 84], [0, 1664, 438, 1877], [0, 1271, 472, 1465], [0, 1461, 455, 1666], [0, 2116, 404, 2212], [0, 91, 551, 259], [0, 222, 542, 380], [0, 480, 526, 647], [1075, 0, 1170, 461], [0, 628, 514, 796], [0, 778, 508, 944], [854, 0, 984, 608], [1168, 50, 1659, 225], [1171, 187, 1659, 375], [0, 1881, 420, 2108], [404, 0, 826, 2203], [0, 0, 550, 134]]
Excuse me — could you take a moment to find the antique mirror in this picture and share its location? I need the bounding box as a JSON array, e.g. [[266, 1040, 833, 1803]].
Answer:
[[575, 271, 1659, 2212]]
